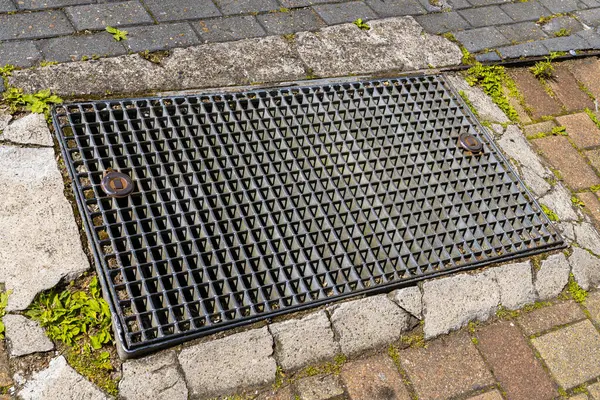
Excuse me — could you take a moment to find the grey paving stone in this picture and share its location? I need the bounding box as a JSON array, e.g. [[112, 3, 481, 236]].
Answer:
[[494, 262, 537, 310], [468, 0, 509, 5], [0, 80, 4, 94], [0, 146, 90, 311], [535, 253, 570, 301], [39, 32, 127, 63], [3, 315, 54, 357], [66, 1, 153, 30], [498, 125, 550, 179], [497, 21, 547, 43], [576, 7, 600, 26], [538, 0, 581, 13], [314, 1, 378, 25], [389, 285, 423, 319], [257, 8, 326, 35], [278, 0, 332, 7], [540, 185, 579, 222], [367, 0, 426, 16], [448, 0, 471, 9], [178, 327, 276, 399], [2, 113, 53, 146], [0, 11, 74, 40], [197, 16, 266, 43], [445, 73, 509, 123], [214, 0, 279, 14], [295, 375, 345, 400], [16, 0, 92, 9], [269, 311, 339, 371], [500, 0, 550, 22], [119, 351, 188, 400], [328, 295, 411, 355], [541, 16, 584, 36], [143, 0, 221, 22], [296, 17, 461, 77], [578, 28, 600, 48], [19, 356, 108, 399], [569, 246, 600, 290], [454, 27, 511, 53], [415, 11, 470, 34], [0, 111, 10, 131], [0, 0, 15, 12], [123, 22, 201, 52], [497, 41, 548, 59], [531, 320, 600, 389], [458, 5, 512, 28], [475, 51, 501, 62], [416, 0, 445, 12], [0, 41, 42, 68], [521, 165, 552, 197], [574, 222, 600, 256], [422, 270, 500, 338]]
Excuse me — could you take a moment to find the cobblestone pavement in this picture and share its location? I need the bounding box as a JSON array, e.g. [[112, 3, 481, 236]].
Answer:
[[2, 0, 600, 68]]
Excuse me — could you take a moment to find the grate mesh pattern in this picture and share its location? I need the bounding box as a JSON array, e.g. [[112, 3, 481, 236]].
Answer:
[[53, 75, 564, 355]]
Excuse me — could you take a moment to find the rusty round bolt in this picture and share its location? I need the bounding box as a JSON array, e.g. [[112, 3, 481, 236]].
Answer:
[[458, 132, 483, 155], [101, 171, 134, 198]]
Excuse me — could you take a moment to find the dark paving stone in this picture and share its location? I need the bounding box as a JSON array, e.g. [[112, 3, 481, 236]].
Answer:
[[278, 0, 333, 8], [341, 355, 411, 400], [0, 40, 42, 67], [458, 5, 512, 28], [0, 11, 73, 40], [124, 22, 200, 52], [533, 136, 600, 190], [314, 1, 377, 24], [509, 68, 562, 120], [416, 0, 443, 12], [144, 0, 221, 22], [0, 0, 15, 12], [367, 0, 425, 16], [578, 29, 600, 48], [454, 27, 510, 53], [497, 41, 548, 59], [196, 16, 266, 43], [415, 11, 469, 34], [476, 321, 557, 400], [467, 0, 509, 5], [547, 64, 595, 113], [66, 1, 153, 30], [214, 0, 280, 15], [576, 7, 600, 27], [475, 51, 501, 62], [16, 0, 91, 10], [542, 35, 594, 52], [538, 0, 581, 13], [257, 8, 326, 35], [497, 21, 547, 43], [500, 0, 550, 22], [556, 112, 600, 149], [0, 79, 4, 94], [541, 16, 584, 36], [400, 332, 494, 400], [448, 0, 470, 9], [39, 32, 127, 62]]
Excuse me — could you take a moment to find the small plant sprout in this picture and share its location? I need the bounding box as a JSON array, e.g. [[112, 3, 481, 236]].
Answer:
[[530, 52, 560, 80], [0, 290, 11, 339], [353, 18, 370, 30], [106, 26, 128, 41]]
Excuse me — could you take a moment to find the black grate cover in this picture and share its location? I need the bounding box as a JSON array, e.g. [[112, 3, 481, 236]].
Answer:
[[53, 75, 564, 356]]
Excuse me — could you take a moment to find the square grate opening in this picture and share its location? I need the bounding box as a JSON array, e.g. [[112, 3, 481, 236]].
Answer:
[[53, 75, 564, 356]]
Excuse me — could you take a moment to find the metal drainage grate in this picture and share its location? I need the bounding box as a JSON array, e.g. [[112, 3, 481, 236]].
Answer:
[[53, 75, 564, 356]]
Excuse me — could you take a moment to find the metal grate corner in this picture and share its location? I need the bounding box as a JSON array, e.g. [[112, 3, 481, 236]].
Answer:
[[52, 75, 564, 356]]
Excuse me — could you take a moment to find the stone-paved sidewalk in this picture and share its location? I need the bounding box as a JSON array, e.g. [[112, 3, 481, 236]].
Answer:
[[2, 0, 600, 68]]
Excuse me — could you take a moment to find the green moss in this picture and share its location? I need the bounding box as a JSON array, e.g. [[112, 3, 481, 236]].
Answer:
[[553, 28, 571, 37], [353, 18, 370, 30], [300, 354, 347, 377], [567, 273, 588, 303], [39, 60, 58, 67], [496, 305, 520, 320], [471, 337, 479, 345], [571, 196, 585, 208], [458, 90, 479, 118], [537, 13, 567, 25], [585, 108, 600, 130], [65, 346, 119, 396], [272, 366, 285, 390], [466, 63, 519, 122], [550, 126, 567, 136], [0, 290, 11, 339], [541, 204, 559, 222], [400, 332, 426, 348]]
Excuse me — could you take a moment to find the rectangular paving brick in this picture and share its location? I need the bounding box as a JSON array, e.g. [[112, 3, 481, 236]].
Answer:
[[532, 320, 600, 389], [215, 0, 279, 14], [257, 9, 326, 35], [414, 12, 470, 34], [0, 0, 15, 12], [367, 0, 426, 17], [583, 291, 600, 324], [576, 8, 600, 26], [467, 390, 504, 400], [542, 35, 592, 52], [66, 1, 153, 31], [533, 136, 600, 190], [341, 355, 411, 400], [144, 0, 221, 21], [123, 23, 200, 52], [587, 148, 600, 172], [497, 21, 547, 43], [476, 321, 557, 400], [0, 343, 11, 387], [523, 120, 557, 138], [497, 41, 548, 59], [196, 16, 266, 43], [454, 27, 511, 53], [0, 11, 74, 40], [556, 113, 600, 149], [459, 5, 513, 28], [0, 41, 42, 67], [295, 375, 345, 400], [16, 0, 91, 9], [517, 301, 586, 336], [539, 0, 581, 13], [39, 32, 127, 63], [314, 1, 378, 25], [400, 332, 494, 400], [509, 68, 562, 120], [548, 65, 595, 113], [568, 57, 600, 102], [500, 0, 550, 22], [577, 192, 600, 230]]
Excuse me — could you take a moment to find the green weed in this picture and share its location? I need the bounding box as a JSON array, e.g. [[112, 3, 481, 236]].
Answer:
[[65, 346, 118, 395], [465, 63, 519, 122], [106, 26, 128, 41], [571, 196, 585, 208], [550, 126, 567, 136], [0, 290, 11, 339], [541, 204, 559, 221], [353, 18, 370, 30], [553, 28, 571, 37], [567, 274, 588, 303], [2, 87, 63, 115], [585, 108, 600, 130], [39, 60, 58, 67], [530, 59, 554, 80]]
